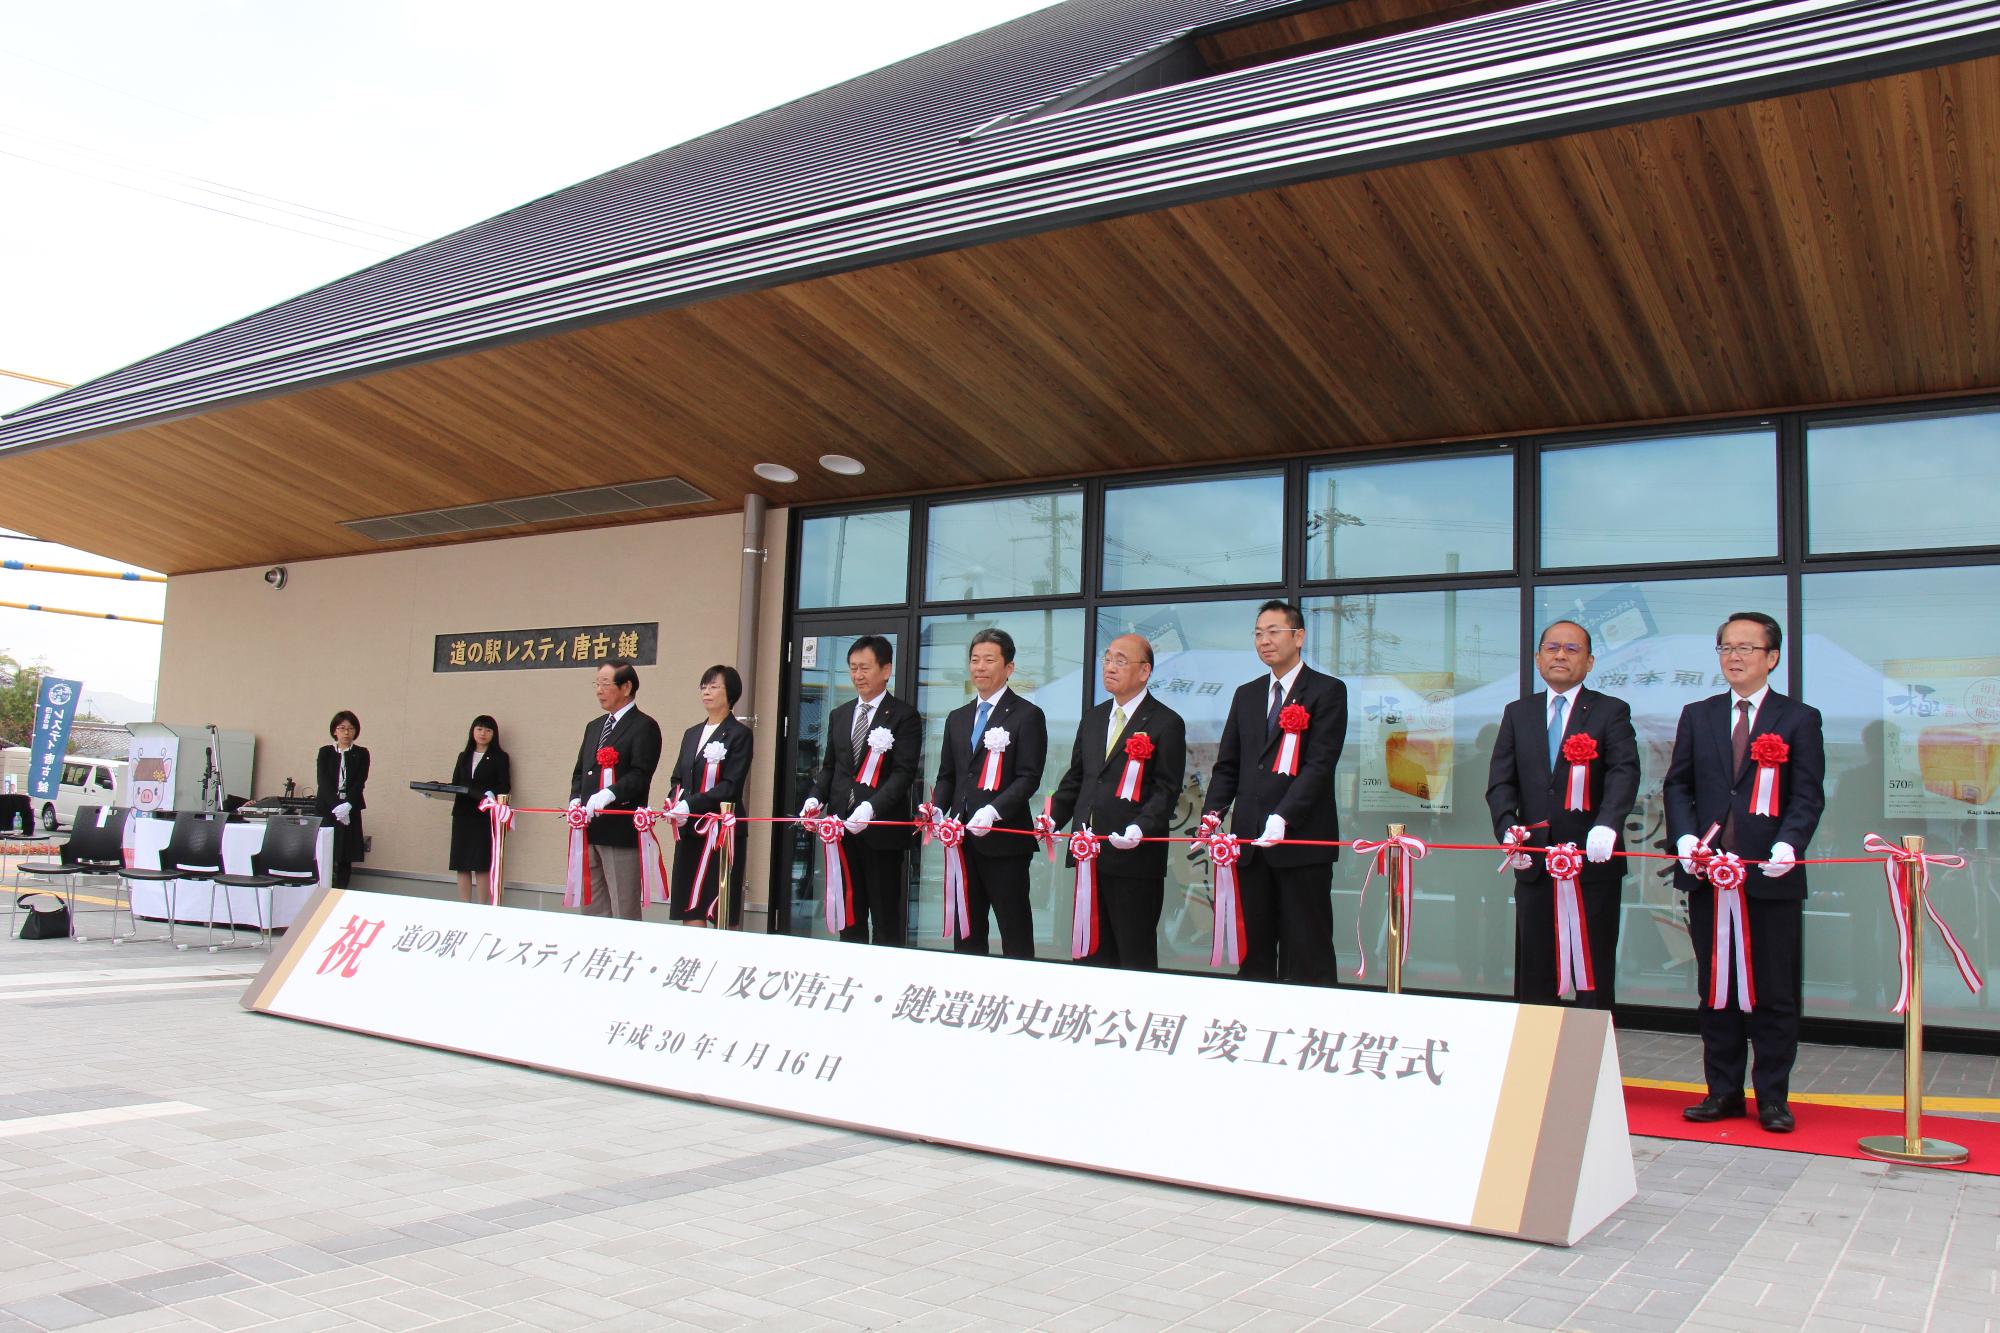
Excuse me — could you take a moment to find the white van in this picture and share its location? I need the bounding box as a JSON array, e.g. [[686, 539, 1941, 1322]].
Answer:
[[0, 750, 129, 832]]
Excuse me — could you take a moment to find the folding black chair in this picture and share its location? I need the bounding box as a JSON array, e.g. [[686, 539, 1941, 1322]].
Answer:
[[116, 812, 228, 950], [12, 804, 124, 941], [212, 815, 324, 949]]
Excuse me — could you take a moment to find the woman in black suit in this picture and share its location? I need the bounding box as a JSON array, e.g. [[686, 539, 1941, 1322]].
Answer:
[[315, 710, 370, 889], [449, 714, 512, 904], [666, 665, 753, 925]]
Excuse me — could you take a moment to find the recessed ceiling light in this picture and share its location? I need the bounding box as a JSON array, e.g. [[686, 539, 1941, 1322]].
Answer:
[[819, 454, 866, 476], [753, 462, 799, 483]]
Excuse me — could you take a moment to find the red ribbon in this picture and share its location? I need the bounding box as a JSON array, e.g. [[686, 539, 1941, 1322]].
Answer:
[[1544, 841, 1594, 997], [1205, 832, 1246, 967], [1748, 734, 1787, 817], [1703, 851, 1754, 1012], [1032, 795, 1058, 862], [477, 795, 513, 906], [689, 811, 737, 918], [1862, 833, 1982, 1014], [977, 744, 1004, 790], [810, 815, 854, 934], [1068, 828, 1102, 959], [1272, 703, 1309, 776], [857, 740, 887, 787], [1350, 833, 1427, 980], [1560, 734, 1596, 813], [563, 805, 592, 908], [934, 813, 970, 940]]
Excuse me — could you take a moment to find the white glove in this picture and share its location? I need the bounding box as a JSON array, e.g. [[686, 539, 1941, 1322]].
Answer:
[[668, 799, 690, 826], [844, 800, 874, 834], [1585, 825, 1617, 864], [1254, 814, 1286, 848], [798, 796, 822, 820], [585, 788, 615, 815], [1500, 826, 1534, 871], [332, 802, 351, 825], [1762, 841, 1797, 878], [1676, 834, 1701, 876], [1109, 823, 1143, 851], [967, 805, 999, 837]]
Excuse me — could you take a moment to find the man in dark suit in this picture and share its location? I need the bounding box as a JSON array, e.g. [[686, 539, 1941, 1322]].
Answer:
[[1486, 620, 1640, 1008], [568, 659, 664, 921], [1048, 632, 1187, 970], [802, 635, 923, 946], [1665, 611, 1826, 1134], [1201, 600, 1347, 985], [931, 628, 1048, 959]]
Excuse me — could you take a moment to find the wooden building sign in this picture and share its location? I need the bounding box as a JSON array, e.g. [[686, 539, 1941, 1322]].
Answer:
[[433, 622, 658, 673]]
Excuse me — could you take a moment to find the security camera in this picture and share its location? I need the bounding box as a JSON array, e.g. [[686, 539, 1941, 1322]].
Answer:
[[264, 567, 287, 590]]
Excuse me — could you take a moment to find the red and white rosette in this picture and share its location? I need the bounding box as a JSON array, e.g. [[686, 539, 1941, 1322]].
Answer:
[[856, 725, 894, 787], [563, 804, 593, 909], [1544, 841, 1595, 998], [1747, 734, 1787, 816], [934, 813, 971, 941], [690, 811, 738, 917], [1703, 851, 1754, 1012], [1271, 703, 1310, 776], [478, 795, 513, 906], [1032, 795, 1058, 862], [1350, 831, 1428, 980], [1559, 733, 1597, 813], [1116, 732, 1153, 800], [596, 744, 619, 792], [1205, 831, 1246, 967], [629, 807, 672, 908], [1068, 828, 1103, 959], [1862, 833, 1983, 1014], [699, 740, 726, 793], [1497, 822, 1539, 873], [812, 815, 855, 934], [977, 726, 1011, 790]]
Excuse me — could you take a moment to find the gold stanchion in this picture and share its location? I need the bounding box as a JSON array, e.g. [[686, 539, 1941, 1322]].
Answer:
[[715, 802, 736, 930], [1385, 822, 1406, 995], [1858, 834, 1968, 1165]]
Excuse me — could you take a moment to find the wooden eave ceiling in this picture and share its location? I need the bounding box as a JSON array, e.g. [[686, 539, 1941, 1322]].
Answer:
[[7, 56, 1997, 576]]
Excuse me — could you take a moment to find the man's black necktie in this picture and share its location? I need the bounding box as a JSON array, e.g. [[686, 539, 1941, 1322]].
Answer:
[[1265, 680, 1283, 738], [1721, 698, 1750, 850]]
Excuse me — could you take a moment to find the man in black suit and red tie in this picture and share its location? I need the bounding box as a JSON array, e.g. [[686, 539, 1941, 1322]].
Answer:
[[1201, 600, 1347, 985], [931, 628, 1048, 959], [1048, 632, 1187, 971], [568, 659, 664, 921], [1665, 611, 1826, 1134], [801, 635, 923, 946], [1485, 620, 1640, 1009]]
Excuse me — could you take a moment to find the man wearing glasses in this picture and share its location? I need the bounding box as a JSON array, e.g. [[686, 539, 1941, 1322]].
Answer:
[[1201, 600, 1348, 985], [1664, 611, 1826, 1134], [1486, 620, 1639, 1009]]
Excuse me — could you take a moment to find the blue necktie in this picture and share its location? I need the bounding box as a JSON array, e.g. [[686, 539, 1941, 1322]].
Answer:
[[1547, 694, 1567, 770], [972, 700, 991, 752], [1265, 681, 1283, 738]]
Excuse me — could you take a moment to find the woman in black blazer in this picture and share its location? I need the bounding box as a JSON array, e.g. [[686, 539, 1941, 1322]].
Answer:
[[666, 665, 753, 925], [449, 714, 512, 903], [315, 710, 370, 888]]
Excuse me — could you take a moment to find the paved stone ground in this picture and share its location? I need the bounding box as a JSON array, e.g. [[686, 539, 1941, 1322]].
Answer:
[[1, 882, 1996, 1331]]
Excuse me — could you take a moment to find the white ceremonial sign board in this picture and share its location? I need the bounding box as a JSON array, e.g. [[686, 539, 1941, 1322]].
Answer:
[[246, 890, 1635, 1245]]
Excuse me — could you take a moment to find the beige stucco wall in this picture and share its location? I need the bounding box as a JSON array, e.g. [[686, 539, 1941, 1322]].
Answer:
[[156, 508, 790, 909]]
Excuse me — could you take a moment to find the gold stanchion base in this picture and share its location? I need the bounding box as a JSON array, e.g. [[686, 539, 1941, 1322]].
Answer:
[[1856, 1135, 1969, 1166]]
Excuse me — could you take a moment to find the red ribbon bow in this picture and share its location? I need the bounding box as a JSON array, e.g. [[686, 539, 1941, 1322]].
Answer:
[[1350, 832, 1428, 980], [1205, 831, 1245, 967], [1068, 828, 1103, 959], [1747, 734, 1788, 815], [563, 804, 592, 908], [1272, 704, 1310, 776], [1544, 841, 1594, 997], [1862, 833, 1982, 1014], [477, 795, 512, 906]]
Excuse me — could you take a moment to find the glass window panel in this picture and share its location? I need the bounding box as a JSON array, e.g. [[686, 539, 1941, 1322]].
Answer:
[[925, 491, 1082, 602], [1540, 431, 1776, 568], [1533, 575, 1786, 1010], [1808, 411, 2000, 554], [1802, 567, 2000, 1032], [912, 610, 1087, 957], [1304, 453, 1512, 580], [1103, 473, 1283, 591], [796, 509, 909, 608], [1303, 590, 1520, 996]]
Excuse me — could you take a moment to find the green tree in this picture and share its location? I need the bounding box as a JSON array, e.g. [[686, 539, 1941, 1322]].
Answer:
[[0, 653, 102, 747]]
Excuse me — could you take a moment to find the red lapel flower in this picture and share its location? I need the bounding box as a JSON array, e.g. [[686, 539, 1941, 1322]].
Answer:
[[1560, 733, 1598, 764], [1750, 734, 1789, 765], [596, 746, 620, 767], [1278, 703, 1310, 734], [1124, 732, 1155, 762]]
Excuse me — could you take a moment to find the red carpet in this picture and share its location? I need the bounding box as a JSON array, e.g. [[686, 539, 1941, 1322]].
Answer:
[[1623, 1085, 2000, 1174]]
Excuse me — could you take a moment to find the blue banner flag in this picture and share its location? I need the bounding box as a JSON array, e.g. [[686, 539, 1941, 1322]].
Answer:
[[29, 676, 82, 800]]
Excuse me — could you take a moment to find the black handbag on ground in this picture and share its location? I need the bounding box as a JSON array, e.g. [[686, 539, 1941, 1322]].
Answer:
[[17, 893, 71, 940]]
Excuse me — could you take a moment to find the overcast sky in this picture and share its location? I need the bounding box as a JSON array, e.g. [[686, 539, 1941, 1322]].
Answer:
[[0, 0, 1052, 719]]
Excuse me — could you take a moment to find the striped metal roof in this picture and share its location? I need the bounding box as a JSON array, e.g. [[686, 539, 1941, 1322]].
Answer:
[[6, 0, 1999, 453]]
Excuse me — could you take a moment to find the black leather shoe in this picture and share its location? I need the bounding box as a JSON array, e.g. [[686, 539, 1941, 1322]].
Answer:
[[1682, 1093, 1747, 1122], [1759, 1103, 1795, 1133]]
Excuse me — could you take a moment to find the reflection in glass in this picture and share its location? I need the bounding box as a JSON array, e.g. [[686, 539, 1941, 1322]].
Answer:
[[1303, 590, 1520, 995], [1103, 473, 1283, 591], [1808, 411, 2000, 554], [1534, 575, 1786, 1010], [1540, 431, 1776, 568], [926, 491, 1083, 602], [1304, 453, 1512, 581], [1803, 567, 2000, 1032], [797, 510, 909, 608], [912, 610, 1086, 958]]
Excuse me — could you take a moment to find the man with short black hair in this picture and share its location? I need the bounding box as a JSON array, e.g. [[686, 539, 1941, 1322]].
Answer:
[[569, 659, 663, 921], [932, 628, 1048, 958], [1665, 611, 1826, 1134], [1201, 600, 1347, 985]]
